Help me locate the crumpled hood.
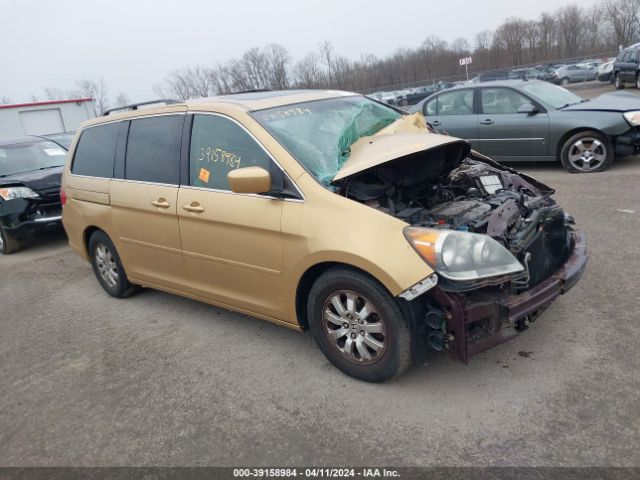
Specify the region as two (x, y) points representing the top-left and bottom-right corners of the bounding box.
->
(333, 113), (470, 182)
(562, 92), (640, 112)
(0, 166), (63, 194)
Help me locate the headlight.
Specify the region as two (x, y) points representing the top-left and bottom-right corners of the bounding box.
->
(623, 111), (640, 126)
(0, 187), (39, 200)
(404, 227), (524, 281)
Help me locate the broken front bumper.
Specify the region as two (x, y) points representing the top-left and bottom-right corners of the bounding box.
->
(432, 231), (587, 363)
(0, 198), (62, 239)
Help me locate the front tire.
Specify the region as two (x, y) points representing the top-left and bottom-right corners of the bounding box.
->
(636, 73), (640, 89)
(560, 77), (570, 86)
(0, 227), (22, 255)
(307, 267), (413, 382)
(615, 72), (624, 89)
(88, 231), (139, 298)
(560, 130), (614, 173)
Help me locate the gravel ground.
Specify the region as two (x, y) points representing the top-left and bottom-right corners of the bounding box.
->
(1, 128), (639, 467)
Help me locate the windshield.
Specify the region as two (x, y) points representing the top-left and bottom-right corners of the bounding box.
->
(521, 82), (584, 109)
(253, 96), (402, 185)
(43, 133), (74, 149)
(0, 140), (67, 177)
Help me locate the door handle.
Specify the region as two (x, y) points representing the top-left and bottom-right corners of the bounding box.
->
(480, 119), (494, 125)
(431, 120), (441, 126)
(183, 202), (205, 213)
(151, 198), (170, 209)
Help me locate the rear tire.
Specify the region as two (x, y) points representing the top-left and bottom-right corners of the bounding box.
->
(88, 231), (139, 298)
(0, 228), (22, 255)
(615, 72), (624, 89)
(307, 267), (413, 382)
(560, 130), (614, 173)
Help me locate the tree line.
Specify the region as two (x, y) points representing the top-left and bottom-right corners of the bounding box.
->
(155, 0), (640, 99)
(2, 0), (638, 109)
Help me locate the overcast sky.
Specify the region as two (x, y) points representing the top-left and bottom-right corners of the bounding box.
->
(1, 0), (598, 103)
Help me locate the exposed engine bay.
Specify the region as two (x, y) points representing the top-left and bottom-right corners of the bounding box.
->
(335, 142), (573, 290)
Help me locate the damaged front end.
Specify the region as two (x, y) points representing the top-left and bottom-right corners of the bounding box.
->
(333, 133), (587, 363)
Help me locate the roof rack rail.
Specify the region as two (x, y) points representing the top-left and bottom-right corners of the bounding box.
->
(102, 99), (181, 116)
(225, 89), (272, 95)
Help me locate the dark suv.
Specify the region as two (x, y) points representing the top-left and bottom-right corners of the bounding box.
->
(613, 46), (640, 89)
(0, 137), (67, 254)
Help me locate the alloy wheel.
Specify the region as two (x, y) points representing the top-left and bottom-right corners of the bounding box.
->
(322, 290), (387, 365)
(567, 137), (607, 172)
(0, 230), (4, 251)
(95, 243), (119, 288)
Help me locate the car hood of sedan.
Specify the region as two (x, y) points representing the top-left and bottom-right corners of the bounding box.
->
(332, 113), (471, 182)
(0, 166), (63, 192)
(562, 91), (640, 112)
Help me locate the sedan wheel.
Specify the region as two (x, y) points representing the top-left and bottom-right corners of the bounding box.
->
(322, 290), (387, 365)
(564, 135), (611, 172)
(0, 228), (22, 255)
(560, 77), (569, 85)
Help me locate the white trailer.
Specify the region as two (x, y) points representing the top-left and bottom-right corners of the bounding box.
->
(0, 98), (95, 138)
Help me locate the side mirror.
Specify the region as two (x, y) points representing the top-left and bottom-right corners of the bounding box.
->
(227, 166), (271, 194)
(517, 103), (538, 115)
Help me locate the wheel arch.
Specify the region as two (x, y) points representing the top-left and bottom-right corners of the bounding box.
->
(83, 225), (106, 257)
(555, 127), (610, 159)
(294, 261), (398, 331)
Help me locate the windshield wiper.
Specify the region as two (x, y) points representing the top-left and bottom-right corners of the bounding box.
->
(38, 165), (64, 170)
(558, 100), (585, 109)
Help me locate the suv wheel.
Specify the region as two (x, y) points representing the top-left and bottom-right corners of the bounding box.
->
(307, 267), (413, 382)
(615, 72), (624, 89)
(0, 228), (22, 255)
(88, 231), (139, 298)
(636, 73), (640, 89)
(560, 130), (614, 173)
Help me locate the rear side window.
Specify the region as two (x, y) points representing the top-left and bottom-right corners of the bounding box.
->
(72, 123), (119, 178)
(125, 115), (182, 184)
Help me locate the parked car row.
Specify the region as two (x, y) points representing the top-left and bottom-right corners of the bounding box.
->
(368, 82), (455, 107)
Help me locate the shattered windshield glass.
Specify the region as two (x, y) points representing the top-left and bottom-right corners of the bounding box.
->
(253, 96), (402, 185)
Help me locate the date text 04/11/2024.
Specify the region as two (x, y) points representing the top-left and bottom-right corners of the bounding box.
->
(232, 468), (400, 478)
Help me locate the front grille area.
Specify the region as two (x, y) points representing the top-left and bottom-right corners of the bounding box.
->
(521, 209), (571, 288)
(33, 186), (61, 203)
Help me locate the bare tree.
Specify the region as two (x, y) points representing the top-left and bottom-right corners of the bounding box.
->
(556, 5), (584, 57)
(74, 79), (109, 115)
(43, 88), (67, 100)
(605, 0), (640, 48)
(114, 93), (130, 108)
(474, 30), (493, 70)
(319, 39), (335, 87)
(293, 52), (325, 87)
(154, 66), (213, 100)
(537, 12), (558, 59)
(496, 17), (527, 65)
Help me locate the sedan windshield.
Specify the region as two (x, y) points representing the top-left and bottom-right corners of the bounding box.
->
(521, 82), (584, 109)
(253, 96), (402, 185)
(0, 140), (67, 177)
(43, 133), (74, 149)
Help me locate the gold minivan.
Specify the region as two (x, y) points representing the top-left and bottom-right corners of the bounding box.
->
(62, 91), (587, 382)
